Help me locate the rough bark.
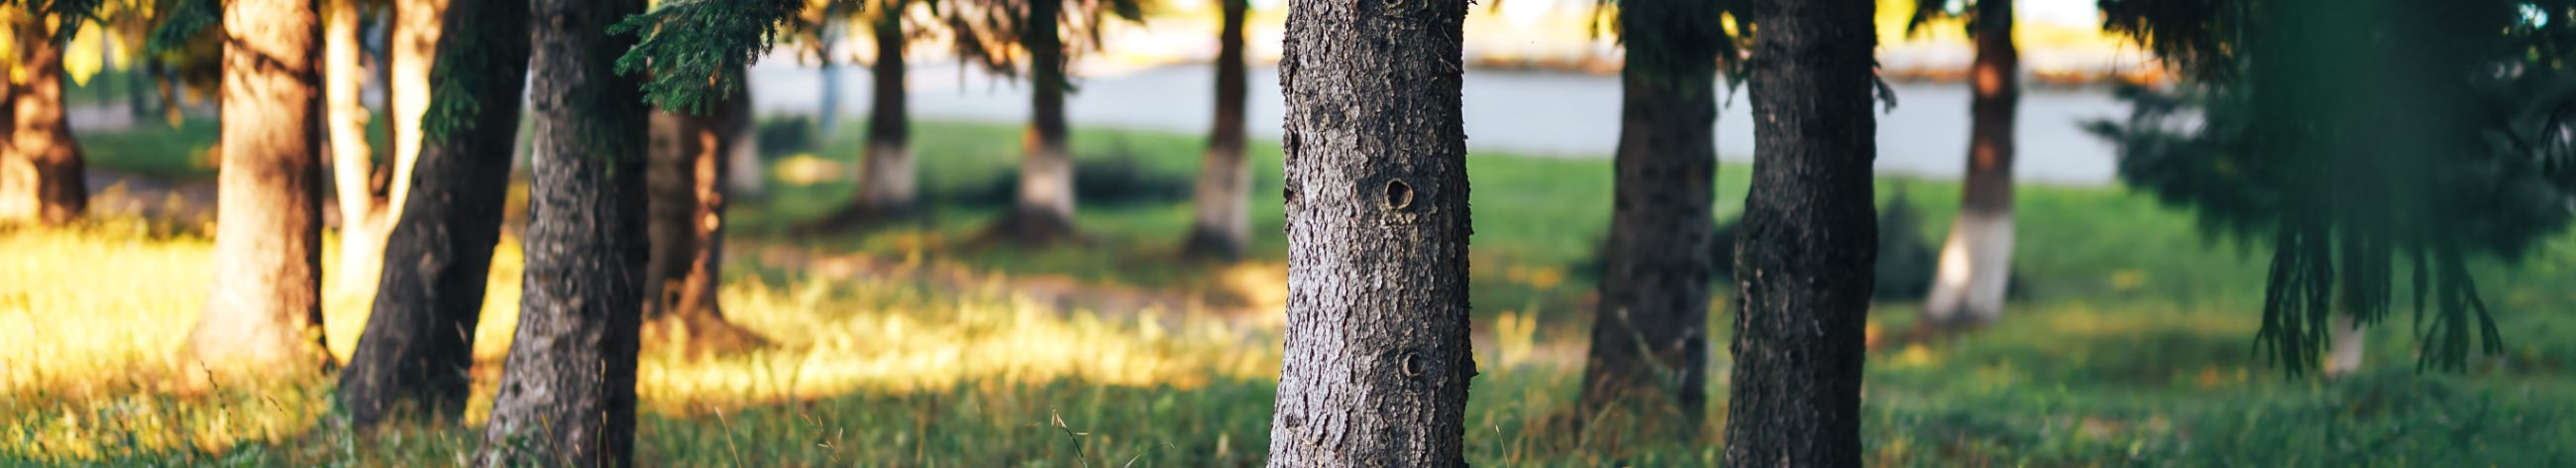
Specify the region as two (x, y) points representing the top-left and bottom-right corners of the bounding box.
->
(1922, 0), (2018, 327)
(185, 0), (332, 374)
(1, 23), (89, 226)
(1573, 0), (1721, 442)
(1266, 0), (1474, 464)
(473, 0), (649, 463)
(1722, 0), (1878, 465)
(336, 0), (530, 429)
(1183, 0), (1252, 260)
(988, 0), (1079, 243)
(324, 0), (398, 299)
(852, 5), (915, 219)
(643, 84), (765, 357)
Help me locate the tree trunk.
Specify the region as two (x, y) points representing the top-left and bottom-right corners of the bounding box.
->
(643, 83), (765, 356)
(1574, 0), (1722, 442)
(1922, 0), (2018, 327)
(185, 0), (331, 375)
(1, 23), (89, 226)
(1182, 0), (1252, 260)
(989, 0), (1078, 243)
(853, 4), (914, 218)
(817, 6), (846, 139)
(1723, 0), (1877, 465)
(722, 88), (764, 200)
(389, 0), (443, 179)
(336, 0), (529, 429)
(325, 0), (395, 299)
(474, 0), (649, 463)
(1266, 0), (1474, 464)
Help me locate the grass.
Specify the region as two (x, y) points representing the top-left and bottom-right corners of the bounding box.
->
(6, 115), (2575, 465)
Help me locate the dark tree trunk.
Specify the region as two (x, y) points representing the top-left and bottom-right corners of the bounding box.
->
(1922, 0), (2018, 327)
(988, 0), (1079, 243)
(1183, 0), (1252, 260)
(473, 0), (649, 464)
(184, 0), (331, 374)
(643, 78), (764, 356)
(2, 24), (89, 226)
(856, 3), (914, 217)
(1722, 0), (1878, 465)
(1266, 0), (1474, 464)
(336, 0), (529, 429)
(1573, 0), (1722, 442)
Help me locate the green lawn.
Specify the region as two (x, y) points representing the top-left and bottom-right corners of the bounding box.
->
(14, 115), (2575, 465)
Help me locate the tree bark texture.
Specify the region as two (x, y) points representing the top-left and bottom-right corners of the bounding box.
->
(1, 22), (89, 226)
(187, 0), (332, 374)
(474, 0), (649, 464)
(1184, 0), (1252, 260)
(1723, 0), (1878, 465)
(855, 4), (914, 217)
(1266, 0), (1474, 464)
(993, 0), (1078, 243)
(1574, 0), (1722, 442)
(337, 0), (530, 429)
(643, 84), (764, 356)
(1922, 0), (2018, 326)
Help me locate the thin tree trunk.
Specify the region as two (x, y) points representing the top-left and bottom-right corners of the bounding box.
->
(853, 3), (914, 218)
(817, 6), (846, 139)
(1267, 0), (1474, 464)
(1574, 0), (1722, 442)
(474, 0), (649, 463)
(185, 0), (331, 374)
(336, 0), (529, 429)
(990, 0), (1079, 243)
(1723, 0), (1878, 465)
(1, 23), (89, 226)
(643, 82), (765, 356)
(389, 0), (443, 181)
(722, 86), (764, 199)
(1923, 0), (2018, 327)
(1183, 0), (1251, 260)
(325, 0), (394, 299)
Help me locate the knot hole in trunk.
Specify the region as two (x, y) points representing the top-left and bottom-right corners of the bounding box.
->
(1382, 178), (1413, 212)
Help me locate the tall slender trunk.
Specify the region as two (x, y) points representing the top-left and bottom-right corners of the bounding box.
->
(991, 0), (1078, 243)
(186, 0), (331, 374)
(854, 3), (914, 218)
(389, 0), (443, 177)
(1723, 0), (1878, 465)
(1574, 0), (1722, 442)
(1183, 0), (1251, 259)
(474, 0), (649, 463)
(336, 0), (530, 428)
(722, 87), (764, 199)
(1267, 0), (1474, 464)
(2, 23), (89, 226)
(643, 81), (765, 356)
(1922, 0), (2018, 327)
(817, 7), (846, 138)
(324, 0), (394, 299)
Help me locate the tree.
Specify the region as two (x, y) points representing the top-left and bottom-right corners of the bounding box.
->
(473, 0), (649, 463)
(853, 0), (914, 219)
(947, 0), (1142, 244)
(2093, 0), (2576, 375)
(1266, 0), (1473, 464)
(1, 0), (93, 226)
(1722, 0), (1877, 464)
(336, 0), (529, 428)
(327, 0), (444, 301)
(642, 75), (766, 354)
(1573, 0), (1737, 443)
(183, 0), (333, 375)
(1179, 0), (1248, 259)
(1913, 0), (2017, 328)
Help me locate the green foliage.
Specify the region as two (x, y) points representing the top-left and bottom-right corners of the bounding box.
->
(141, 0), (213, 55)
(2093, 0), (2576, 373)
(420, 0), (532, 143)
(612, 0), (805, 115)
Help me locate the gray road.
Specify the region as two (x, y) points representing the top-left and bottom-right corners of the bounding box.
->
(749, 61), (2128, 185)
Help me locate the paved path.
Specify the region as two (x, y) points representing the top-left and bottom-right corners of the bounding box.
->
(749, 61), (2130, 184)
